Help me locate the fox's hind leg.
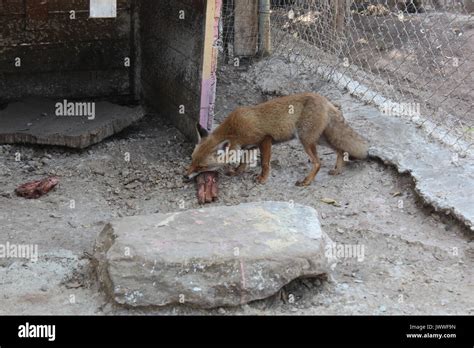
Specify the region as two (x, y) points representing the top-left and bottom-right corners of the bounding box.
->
(256, 136), (272, 184)
(329, 150), (346, 175)
(296, 142), (321, 186)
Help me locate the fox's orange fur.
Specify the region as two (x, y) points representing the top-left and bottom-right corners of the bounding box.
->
(185, 93), (368, 186)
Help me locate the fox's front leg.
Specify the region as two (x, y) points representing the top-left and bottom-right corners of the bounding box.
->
(225, 143), (247, 176)
(296, 142), (321, 186)
(256, 136), (272, 184)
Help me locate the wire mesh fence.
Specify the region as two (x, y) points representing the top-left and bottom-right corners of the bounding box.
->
(221, 0), (474, 155)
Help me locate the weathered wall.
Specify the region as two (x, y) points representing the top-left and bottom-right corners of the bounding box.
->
(139, 0), (206, 141)
(0, 0), (217, 142)
(0, 0), (132, 103)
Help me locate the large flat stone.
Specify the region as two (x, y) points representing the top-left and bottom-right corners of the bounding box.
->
(0, 98), (144, 149)
(93, 201), (334, 308)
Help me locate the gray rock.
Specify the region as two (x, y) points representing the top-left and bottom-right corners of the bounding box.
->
(93, 201), (335, 308)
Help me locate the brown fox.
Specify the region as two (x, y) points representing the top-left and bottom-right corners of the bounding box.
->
(185, 93), (368, 186)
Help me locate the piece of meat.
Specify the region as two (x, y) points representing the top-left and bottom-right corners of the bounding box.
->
(196, 174), (207, 204)
(196, 171), (218, 204)
(209, 172), (218, 199)
(15, 176), (59, 199)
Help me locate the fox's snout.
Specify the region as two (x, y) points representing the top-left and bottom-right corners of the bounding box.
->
(184, 165), (199, 181)
(183, 173), (198, 181)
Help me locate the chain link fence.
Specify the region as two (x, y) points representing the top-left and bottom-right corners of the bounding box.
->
(221, 0), (474, 155)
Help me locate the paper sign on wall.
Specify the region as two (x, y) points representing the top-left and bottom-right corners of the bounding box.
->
(90, 0), (117, 18)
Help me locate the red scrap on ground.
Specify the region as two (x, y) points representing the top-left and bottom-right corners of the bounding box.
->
(15, 176), (59, 199)
(196, 171), (218, 204)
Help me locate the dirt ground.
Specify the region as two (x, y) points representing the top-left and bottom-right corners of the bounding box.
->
(0, 62), (473, 315)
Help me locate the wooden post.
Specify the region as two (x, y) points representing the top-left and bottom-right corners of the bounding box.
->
(234, 0), (259, 57)
(258, 0), (272, 56)
(200, 0), (223, 131)
(465, 0), (474, 13)
(333, 0), (346, 35)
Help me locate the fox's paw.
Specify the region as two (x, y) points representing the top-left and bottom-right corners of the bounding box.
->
(295, 179), (311, 187)
(328, 169), (342, 176)
(255, 174), (268, 184)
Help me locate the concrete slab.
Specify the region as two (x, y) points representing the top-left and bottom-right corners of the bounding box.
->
(93, 201), (335, 308)
(340, 95), (474, 231)
(244, 37), (473, 232)
(0, 98), (144, 149)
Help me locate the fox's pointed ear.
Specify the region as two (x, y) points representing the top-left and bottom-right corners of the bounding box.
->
(195, 122), (209, 143)
(216, 140), (230, 151)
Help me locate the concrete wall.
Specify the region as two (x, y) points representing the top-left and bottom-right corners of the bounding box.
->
(0, 0), (133, 103)
(139, 0), (207, 141)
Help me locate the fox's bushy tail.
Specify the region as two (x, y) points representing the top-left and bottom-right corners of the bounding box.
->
(323, 108), (369, 159)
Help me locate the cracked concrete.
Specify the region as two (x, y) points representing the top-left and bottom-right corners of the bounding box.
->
(242, 54), (473, 232)
(340, 94), (474, 231)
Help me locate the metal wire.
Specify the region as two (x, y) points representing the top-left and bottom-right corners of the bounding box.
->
(221, 0), (474, 154)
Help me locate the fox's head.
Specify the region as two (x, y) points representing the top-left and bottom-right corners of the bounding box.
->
(184, 123), (230, 181)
